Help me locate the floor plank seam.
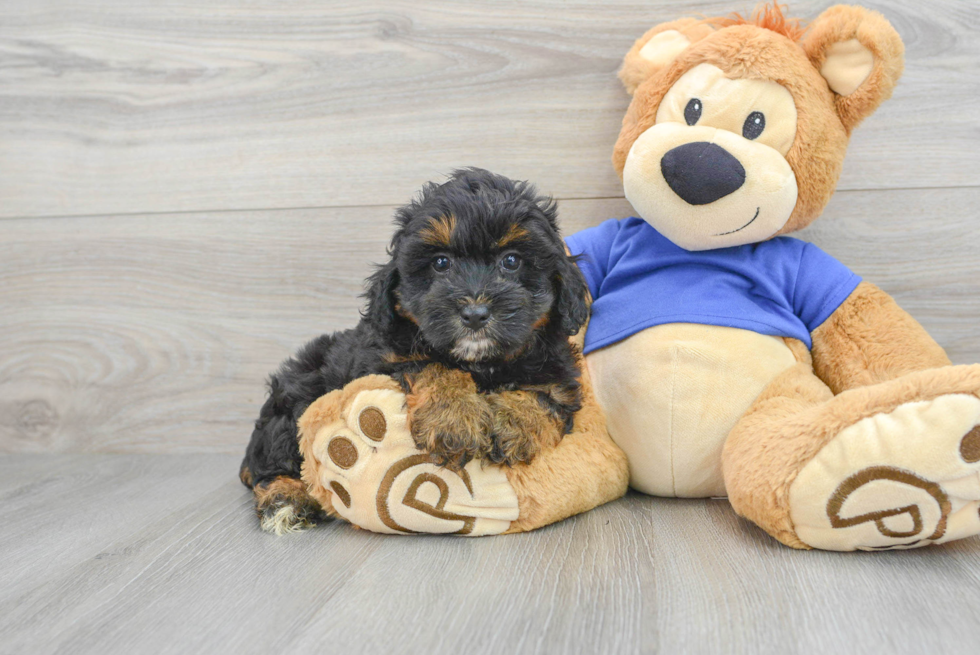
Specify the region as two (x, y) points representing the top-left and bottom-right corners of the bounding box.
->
(2, 184), (978, 223)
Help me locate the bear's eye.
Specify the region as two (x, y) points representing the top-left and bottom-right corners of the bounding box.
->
(500, 253), (522, 272)
(743, 111), (765, 140)
(431, 255), (452, 273)
(684, 98), (702, 126)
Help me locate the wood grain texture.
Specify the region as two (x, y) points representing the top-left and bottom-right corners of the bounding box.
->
(2, 189), (978, 454)
(0, 454), (978, 654)
(0, 453), (233, 599)
(1, 0), (978, 218)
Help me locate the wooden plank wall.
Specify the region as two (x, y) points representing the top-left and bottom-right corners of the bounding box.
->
(1, 0), (978, 453)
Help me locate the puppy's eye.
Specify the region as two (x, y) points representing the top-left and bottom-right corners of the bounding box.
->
(500, 253), (522, 272)
(431, 255), (452, 273)
(743, 111), (765, 140)
(684, 98), (702, 126)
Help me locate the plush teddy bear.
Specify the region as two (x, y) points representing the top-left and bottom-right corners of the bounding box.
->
(564, 3), (980, 550)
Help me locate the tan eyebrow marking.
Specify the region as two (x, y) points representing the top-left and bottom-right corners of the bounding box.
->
(497, 223), (529, 247)
(418, 215), (457, 247)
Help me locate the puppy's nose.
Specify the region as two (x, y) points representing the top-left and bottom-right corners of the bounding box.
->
(459, 304), (491, 330)
(661, 142), (745, 205)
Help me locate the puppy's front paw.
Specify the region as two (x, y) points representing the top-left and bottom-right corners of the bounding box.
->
(489, 418), (538, 466)
(406, 365), (494, 468)
(410, 392), (494, 468)
(488, 391), (564, 466)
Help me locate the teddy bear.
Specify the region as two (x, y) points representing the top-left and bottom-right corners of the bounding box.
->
(563, 2), (980, 551)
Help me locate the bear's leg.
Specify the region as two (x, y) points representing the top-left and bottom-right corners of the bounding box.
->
(502, 360), (630, 533)
(297, 366), (629, 535)
(810, 282), (952, 393)
(723, 352), (980, 551)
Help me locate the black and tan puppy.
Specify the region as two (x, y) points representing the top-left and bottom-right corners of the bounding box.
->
(240, 168), (590, 533)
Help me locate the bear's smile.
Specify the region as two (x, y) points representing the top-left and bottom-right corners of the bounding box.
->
(714, 207), (761, 236)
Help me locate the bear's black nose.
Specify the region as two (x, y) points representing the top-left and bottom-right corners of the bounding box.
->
(660, 142), (746, 205)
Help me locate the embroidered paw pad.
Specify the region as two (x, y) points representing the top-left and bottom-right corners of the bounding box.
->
(306, 386), (520, 536)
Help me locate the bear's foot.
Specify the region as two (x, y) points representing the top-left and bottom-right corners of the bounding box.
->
(301, 384), (520, 536)
(790, 393), (980, 551)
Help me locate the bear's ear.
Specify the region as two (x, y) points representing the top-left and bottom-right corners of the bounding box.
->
(802, 5), (904, 133)
(618, 18), (715, 95)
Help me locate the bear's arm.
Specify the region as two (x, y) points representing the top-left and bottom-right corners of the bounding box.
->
(809, 281), (951, 394)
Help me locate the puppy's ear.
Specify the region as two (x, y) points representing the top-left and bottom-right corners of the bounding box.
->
(554, 254), (590, 336)
(362, 260), (400, 334)
(534, 196), (589, 335)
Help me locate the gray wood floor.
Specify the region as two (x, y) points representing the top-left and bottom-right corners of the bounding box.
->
(2, 454), (980, 655)
(2, 0), (979, 653)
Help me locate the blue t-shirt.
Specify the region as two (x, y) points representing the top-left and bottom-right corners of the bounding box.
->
(565, 217), (861, 354)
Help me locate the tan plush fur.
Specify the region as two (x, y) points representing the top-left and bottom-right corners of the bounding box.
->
(618, 18), (716, 96)
(503, 330), (630, 533)
(298, 374), (404, 515)
(811, 282), (951, 394)
(802, 5), (904, 134)
(707, 3), (807, 41)
(724, 355), (980, 549)
(723, 282), (963, 548)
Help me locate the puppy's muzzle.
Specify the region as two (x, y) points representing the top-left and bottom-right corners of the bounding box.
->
(459, 303), (491, 330)
(661, 141), (746, 205)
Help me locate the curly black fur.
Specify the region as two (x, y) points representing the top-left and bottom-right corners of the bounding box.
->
(240, 168), (590, 516)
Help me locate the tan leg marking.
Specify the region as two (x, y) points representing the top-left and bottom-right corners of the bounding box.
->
(406, 364), (494, 467)
(254, 476), (326, 535)
(487, 390), (565, 465)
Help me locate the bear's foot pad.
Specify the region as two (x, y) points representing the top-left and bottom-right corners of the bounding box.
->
(306, 387), (520, 535)
(790, 394), (980, 551)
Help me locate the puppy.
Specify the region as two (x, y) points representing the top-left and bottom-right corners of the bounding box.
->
(240, 168), (590, 533)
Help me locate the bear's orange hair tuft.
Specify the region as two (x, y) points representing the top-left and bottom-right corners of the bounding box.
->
(708, 3), (807, 42)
